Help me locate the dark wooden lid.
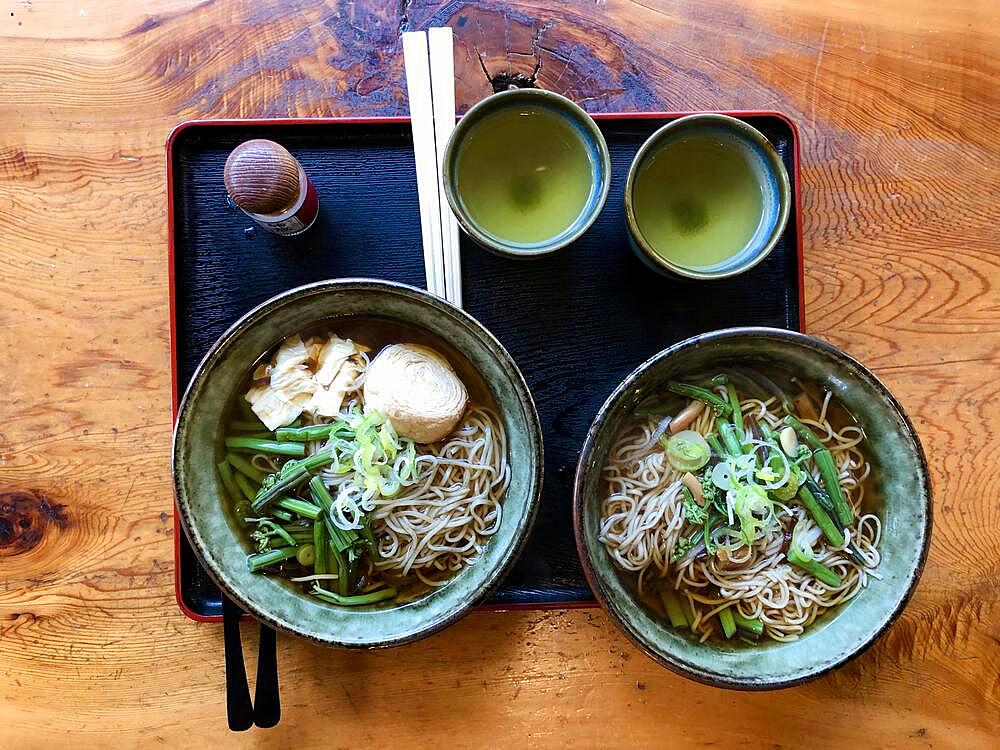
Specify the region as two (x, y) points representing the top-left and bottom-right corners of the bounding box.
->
(223, 139), (302, 215)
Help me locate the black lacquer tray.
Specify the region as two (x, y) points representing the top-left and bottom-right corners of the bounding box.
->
(168, 112), (803, 620)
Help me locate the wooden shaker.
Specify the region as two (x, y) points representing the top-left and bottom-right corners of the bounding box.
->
(224, 139), (319, 236)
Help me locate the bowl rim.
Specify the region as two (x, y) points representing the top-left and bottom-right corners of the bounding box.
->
(172, 278), (544, 648)
(572, 326), (933, 688)
(623, 113), (792, 281)
(441, 87), (612, 258)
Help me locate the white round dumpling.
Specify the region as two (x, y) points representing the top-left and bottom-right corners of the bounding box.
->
(362, 343), (469, 443)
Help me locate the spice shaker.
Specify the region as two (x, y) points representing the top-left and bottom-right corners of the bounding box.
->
(223, 139), (319, 236)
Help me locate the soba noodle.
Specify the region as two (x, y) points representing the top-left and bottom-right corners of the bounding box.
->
(599, 385), (881, 643)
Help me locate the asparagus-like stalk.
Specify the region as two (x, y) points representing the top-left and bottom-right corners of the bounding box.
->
(718, 607), (737, 639)
(667, 382), (732, 417)
(659, 589), (688, 629)
(275, 423), (348, 442)
(797, 485), (845, 547)
(732, 611), (764, 639)
(233, 472), (257, 503)
(784, 415), (853, 526)
(274, 497), (322, 520)
(217, 461), (241, 502)
(226, 452), (267, 483)
(705, 434), (725, 457)
(726, 383), (745, 441)
(312, 520), (327, 577)
(786, 547), (842, 587)
(310, 584), (397, 606)
(247, 547), (297, 572)
(224, 437), (306, 456)
(716, 419), (744, 457)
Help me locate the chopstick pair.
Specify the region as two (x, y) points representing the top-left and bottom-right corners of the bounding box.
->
(402, 27), (463, 308)
(223, 597), (280, 731)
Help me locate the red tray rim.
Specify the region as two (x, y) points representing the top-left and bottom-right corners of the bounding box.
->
(167, 110), (805, 623)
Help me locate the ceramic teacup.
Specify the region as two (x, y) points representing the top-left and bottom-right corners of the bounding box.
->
(442, 88), (611, 258)
(624, 114), (791, 280)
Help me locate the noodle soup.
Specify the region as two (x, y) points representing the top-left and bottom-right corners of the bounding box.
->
(598, 366), (881, 644)
(217, 317), (511, 608)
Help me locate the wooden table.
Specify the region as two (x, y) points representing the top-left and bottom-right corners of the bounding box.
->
(2, 0), (997, 746)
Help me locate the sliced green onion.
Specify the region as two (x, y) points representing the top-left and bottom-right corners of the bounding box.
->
(662, 430), (711, 472)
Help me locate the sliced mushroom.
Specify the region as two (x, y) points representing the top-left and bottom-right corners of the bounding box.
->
(669, 399), (705, 433)
(362, 344), (468, 443)
(681, 472), (704, 506)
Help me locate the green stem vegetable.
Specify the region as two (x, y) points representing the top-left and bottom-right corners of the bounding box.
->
(659, 589), (688, 629)
(310, 585), (397, 606)
(717, 419), (744, 457)
(275, 497), (322, 520)
(802, 475), (838, 524)
(797, 485), (845, 546)
(251, 453), (334, 513)
(667, 382), (733, 417)
(706, 434), (725, 456)
(732, 611), (764, 639)
(784, 415), (853, 526)
(296, 544), (316, 566)
(275, 423), (350, 442)
(233, 472), (257, 503)
(226, 453), (267, 484)
(224, 437), (306, 456)
(718, 607), (737, 639)
(247, 547), (297, 572)
(313, 520), (327, 577)
(217, 461), (241, 503)
(726, 383), (745, 440)
(786, 547), (842, 587)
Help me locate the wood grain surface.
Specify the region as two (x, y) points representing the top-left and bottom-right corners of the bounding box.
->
(1, 0), (997, 747)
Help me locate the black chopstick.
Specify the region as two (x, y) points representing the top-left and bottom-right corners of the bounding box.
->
(222, 596), (253, 732)
(252, 623), (281, 728)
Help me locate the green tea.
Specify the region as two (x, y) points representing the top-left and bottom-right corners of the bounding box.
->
(632, 135), (764, 269)
(455, 106), (593, 244)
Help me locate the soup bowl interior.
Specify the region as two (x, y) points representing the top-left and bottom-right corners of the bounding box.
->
(574, 327), (931, 688)
(173, 279), (542, 648)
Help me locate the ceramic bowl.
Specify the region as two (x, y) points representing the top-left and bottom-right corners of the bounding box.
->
(173, 279), (543, 648)
(442, 87), (611, 258)
(573, 327), (932, 688)
(624, 113), (791, 280)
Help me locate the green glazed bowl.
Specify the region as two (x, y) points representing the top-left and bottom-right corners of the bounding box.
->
(573, 327), (932, 688)
(624, 113), (791, 281)
(442, 88), (611, 258)
(173, 279), (543, 648)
